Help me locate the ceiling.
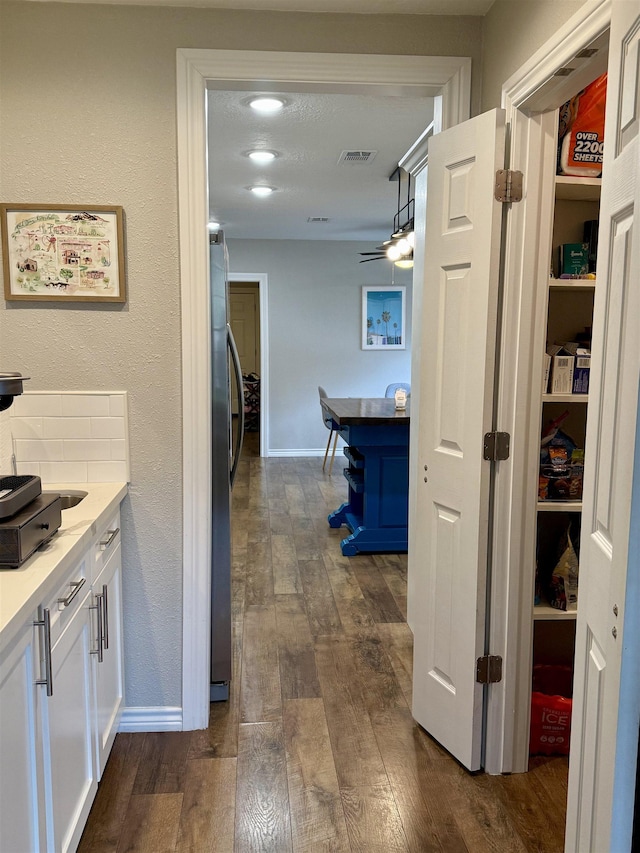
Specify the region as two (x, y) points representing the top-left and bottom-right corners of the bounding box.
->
(207, 89), (434, 243)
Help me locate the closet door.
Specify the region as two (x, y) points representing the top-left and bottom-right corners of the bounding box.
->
(411, 108), (505, 771)
(565, 2), (640, 850)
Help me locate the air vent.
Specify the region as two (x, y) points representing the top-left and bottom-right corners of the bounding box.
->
(576, 48), (599, 58)
(307, 217), (330, 223)
(554, 67), (575, 77)
(337, 150), (377, 165)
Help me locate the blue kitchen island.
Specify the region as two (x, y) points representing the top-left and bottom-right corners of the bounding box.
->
(324, 397), (410, 556)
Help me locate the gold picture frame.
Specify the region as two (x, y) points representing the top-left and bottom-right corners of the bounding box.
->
(1, 204), (126, 302)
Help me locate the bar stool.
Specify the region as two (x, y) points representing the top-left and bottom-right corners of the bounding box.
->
(318, 386), (338, 475)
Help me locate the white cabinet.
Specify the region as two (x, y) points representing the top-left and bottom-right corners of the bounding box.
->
(38, 574), (97, 853)
(90, 520), (124, 777)
(0, 502), (125, 853)
(0, 621), (46, 853)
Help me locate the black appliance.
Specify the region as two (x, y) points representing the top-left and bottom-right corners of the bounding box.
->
(0, 475), (62, 568)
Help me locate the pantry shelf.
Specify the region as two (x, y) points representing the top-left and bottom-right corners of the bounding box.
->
(533, 603), (578, 621)
(537, 500), (583, 512)
(542, 393), (589, 403)
(554, 175), (602, 201)
(549, 278), (596, 291)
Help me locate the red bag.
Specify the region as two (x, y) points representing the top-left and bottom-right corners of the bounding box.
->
(530, 691), (572, 755)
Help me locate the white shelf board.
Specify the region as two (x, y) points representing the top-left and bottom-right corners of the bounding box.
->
(537, 500), (582, 512)
(542, 393), (589, 403)
(555, 175), (602, 201)
(533, 603), (578, 621)
(549, 278), (596, 291)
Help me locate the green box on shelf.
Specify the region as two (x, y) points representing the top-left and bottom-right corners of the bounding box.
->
(560, 243), (590, 276)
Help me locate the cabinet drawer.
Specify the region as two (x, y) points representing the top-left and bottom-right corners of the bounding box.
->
(42, 558), (89, 649)
(91, 510), (121, 583)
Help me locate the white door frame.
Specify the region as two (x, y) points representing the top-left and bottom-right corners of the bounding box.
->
(176, 48), (472, 729)
(485, 0), (611, 774)
(229, 272), (269, 457)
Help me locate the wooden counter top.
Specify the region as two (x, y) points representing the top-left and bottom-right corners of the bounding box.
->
(322, 397), (410, 427)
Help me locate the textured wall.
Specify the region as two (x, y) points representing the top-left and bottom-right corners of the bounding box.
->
(480, 0), (590, 110)
(0, 1), (483, 711)
(228, 238), (412, 452)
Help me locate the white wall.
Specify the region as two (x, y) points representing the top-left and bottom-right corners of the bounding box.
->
(0, 1), (475, 712)
(480, 0), (590, 110)
(228, 238), (412, 454)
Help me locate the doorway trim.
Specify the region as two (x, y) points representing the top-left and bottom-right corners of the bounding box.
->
(229, 272), (269, 457)
(177, 47), (472, 730)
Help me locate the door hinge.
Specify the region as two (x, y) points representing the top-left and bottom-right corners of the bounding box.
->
(483, 431), (510, 461)
(495, 170), (523, 203)
(476, 655), (503, 684)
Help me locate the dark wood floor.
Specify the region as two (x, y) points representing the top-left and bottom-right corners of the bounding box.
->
(78, 432), (568, 852)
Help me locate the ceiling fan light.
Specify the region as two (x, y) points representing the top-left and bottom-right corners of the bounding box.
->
(407, 231), (415, 248)
(387, 244), (402, 261)
(249, 97), (285, 114)
(208, 220), (221, 231)
(396, 237), (411, 255)
(395, 259), (414, 269)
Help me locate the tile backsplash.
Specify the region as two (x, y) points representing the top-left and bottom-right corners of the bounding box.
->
(8, 392), (130, 484)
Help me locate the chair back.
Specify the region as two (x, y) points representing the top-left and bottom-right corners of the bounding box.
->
(385, 382), (411, 398)
(318, 386), (333, 430)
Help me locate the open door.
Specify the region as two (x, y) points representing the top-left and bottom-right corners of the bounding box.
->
(565, 2), (640, 849)
(411, 108), (506, 771)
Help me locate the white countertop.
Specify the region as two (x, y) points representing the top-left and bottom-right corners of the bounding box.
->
(0, 482), (128, 654)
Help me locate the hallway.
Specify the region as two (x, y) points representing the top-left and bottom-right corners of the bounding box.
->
(78, 439), (568, 851)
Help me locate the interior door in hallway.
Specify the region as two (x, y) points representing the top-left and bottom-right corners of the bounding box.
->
(411, 108), (506, 772)
(229, 283), (260, 415)
(565, 2), (640, 849)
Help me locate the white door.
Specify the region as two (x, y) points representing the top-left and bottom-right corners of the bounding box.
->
(0, 621), (46, 852)
(229, 285), (259, 414)
(93, 541), (124, 777)
(411, 108), (506, 771)
(565, 3), (640, 850)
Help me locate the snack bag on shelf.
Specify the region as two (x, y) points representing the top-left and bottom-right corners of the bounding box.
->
(557, 73), (607, 177)
(548, 529), (579, 611)
(570, 449), (584, 499)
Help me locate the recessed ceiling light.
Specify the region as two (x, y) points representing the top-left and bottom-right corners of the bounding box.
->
(208, 221), (221, 231)
(247, 150), (278, 163)
(248, 97), (285, 114)
(249, 186), (276, 197)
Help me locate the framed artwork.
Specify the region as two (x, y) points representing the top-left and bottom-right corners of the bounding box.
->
(362, 285), (406, 350)
(1, 204), (126, 302)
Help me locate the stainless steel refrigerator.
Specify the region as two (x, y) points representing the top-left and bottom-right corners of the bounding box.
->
(210, 231), (243, 701)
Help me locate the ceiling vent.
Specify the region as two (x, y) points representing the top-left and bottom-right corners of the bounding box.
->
(307, 217), (330, 223)
(337, 150), (377, 165)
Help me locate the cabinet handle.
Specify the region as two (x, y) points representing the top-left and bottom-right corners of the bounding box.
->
(34, 608), (53, 697)
(102, 583), (109, 651)
(90, 593), (104, 663)
(58, 577), (86, 608)
(100, 528), (120, 551)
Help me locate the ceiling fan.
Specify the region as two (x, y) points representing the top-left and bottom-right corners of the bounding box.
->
(360, 167), (415, 266)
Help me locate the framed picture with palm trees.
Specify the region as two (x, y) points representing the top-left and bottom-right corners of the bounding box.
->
(361, 285), (406, 350)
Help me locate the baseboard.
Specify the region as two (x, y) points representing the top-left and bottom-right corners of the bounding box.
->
(268, 447), (344, 458)
(119, 706), (183, 732)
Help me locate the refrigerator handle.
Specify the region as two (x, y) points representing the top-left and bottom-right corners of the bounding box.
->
(227, 323), (244, 488)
